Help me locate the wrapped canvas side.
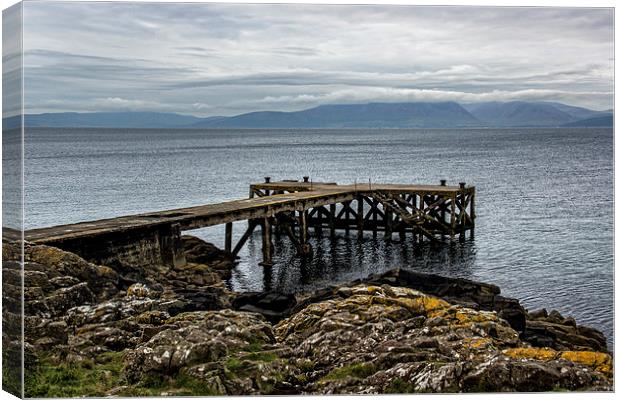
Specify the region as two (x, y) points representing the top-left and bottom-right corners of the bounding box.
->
(2, 2), (24, 398)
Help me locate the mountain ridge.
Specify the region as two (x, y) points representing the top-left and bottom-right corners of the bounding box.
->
(3, 101), (612, 129)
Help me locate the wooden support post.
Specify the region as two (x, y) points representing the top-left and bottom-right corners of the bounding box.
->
(345, 201), (351, 234)
(440, 195), (447, 225)
(225, 222), (233, 253)
(450, 195), (456, 239)
(260, 217), (273, 266)
(373, 198), (378, 239)
(384, 208), (393, 240)
(300, 210), (308, 245)
(411, 194), (417, 244)
(329, 204), (336, 238)
(357, 195), (364, 239)
(470, 191), (475, 237)
(316, 207), (323, 235)
(232, 219), (258, 256)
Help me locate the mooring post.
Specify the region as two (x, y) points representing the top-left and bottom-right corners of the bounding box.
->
(329, 203), (336, 238)
(225, 222), (233, 253)
(357, 195), (364, 239)
(262, 177), (271, 197)
(260, 217), (273, 266)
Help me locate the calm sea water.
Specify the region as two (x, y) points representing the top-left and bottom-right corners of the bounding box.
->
(22, 127), (613, 344)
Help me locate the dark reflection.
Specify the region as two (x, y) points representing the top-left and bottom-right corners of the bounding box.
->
(230, 232), (477, 294)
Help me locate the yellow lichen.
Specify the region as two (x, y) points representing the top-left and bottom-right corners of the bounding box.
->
(366, 286), (381, 294)
(559, 351), (613, 375)
(462, 337), (494, 350)
(390, 296), (449, 315)
(503, 347), (557, 361)
(454, 309), (496, 325)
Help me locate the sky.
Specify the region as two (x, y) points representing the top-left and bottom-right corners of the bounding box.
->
(6, 2), (615, 117)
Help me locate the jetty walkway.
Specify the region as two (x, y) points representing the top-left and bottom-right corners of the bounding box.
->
(8, 178), (475, 269)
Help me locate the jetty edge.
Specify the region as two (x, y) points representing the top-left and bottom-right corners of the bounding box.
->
(2, 235), (612, 396)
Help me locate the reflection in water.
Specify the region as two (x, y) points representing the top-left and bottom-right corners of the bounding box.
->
(228, 231), (477, 294)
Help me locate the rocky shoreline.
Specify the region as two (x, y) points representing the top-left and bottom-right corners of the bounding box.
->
(2, 236), (613, 396)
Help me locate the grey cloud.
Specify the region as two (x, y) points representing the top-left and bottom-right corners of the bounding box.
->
(18, 2), (614, 116)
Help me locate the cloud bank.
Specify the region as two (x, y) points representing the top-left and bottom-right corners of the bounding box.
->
(16, 2), (614, 116)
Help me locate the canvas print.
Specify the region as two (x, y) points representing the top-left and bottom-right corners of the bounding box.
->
(1, 1), (614, 397)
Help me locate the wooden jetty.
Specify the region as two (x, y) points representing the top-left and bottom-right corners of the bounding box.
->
(8, 178), (475, 269)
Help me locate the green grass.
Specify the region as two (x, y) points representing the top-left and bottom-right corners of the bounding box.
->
(24, 351), (224, 397)
(243, 340), (264, 353)
(321, 362), (378, 382)
(225, 357), (244, 373)
(3, 362), (22, 397)
(115, 373), (221, 397)
(24, 352), (124, 397)
(385, 377), (418, 394)
(244, 351), (278, 362)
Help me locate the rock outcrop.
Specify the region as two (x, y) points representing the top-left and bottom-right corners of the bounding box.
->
(274, 284), (611, 393)
(2, 239), (612, 396)
(182, 235), (236, 280)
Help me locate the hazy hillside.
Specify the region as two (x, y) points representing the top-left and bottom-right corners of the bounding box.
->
(12, 112), (203, 129)
(562, 115), (613, 127)
(464, 101), (572, 126)
(4, 101), (612, 129)
(192, 102), (481, 128)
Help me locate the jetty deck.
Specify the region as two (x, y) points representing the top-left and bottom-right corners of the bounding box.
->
(9, 179), (475, 269)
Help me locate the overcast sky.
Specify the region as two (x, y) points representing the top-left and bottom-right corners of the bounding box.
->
(13, 2), (615, 116)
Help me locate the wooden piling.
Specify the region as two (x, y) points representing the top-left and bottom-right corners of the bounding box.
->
(260, 217), (273, 266)
(450, 195), (456, 238)
(329, 204), (336, 238)
(373, 198), (378, 239)
(345, 201), (351, 234)
(316, 206), (323, 235)
(357, 195), (364, 239)
(300, 210), (308, 245)
(384, 208), (393, 240)
(233, 219), (258, 256)
(225, 222), (233, 253)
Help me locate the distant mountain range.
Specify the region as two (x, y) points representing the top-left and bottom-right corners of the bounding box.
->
(3, 101), (613, 129)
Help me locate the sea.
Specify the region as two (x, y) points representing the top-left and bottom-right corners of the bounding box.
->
(17, 127), (614, 346)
